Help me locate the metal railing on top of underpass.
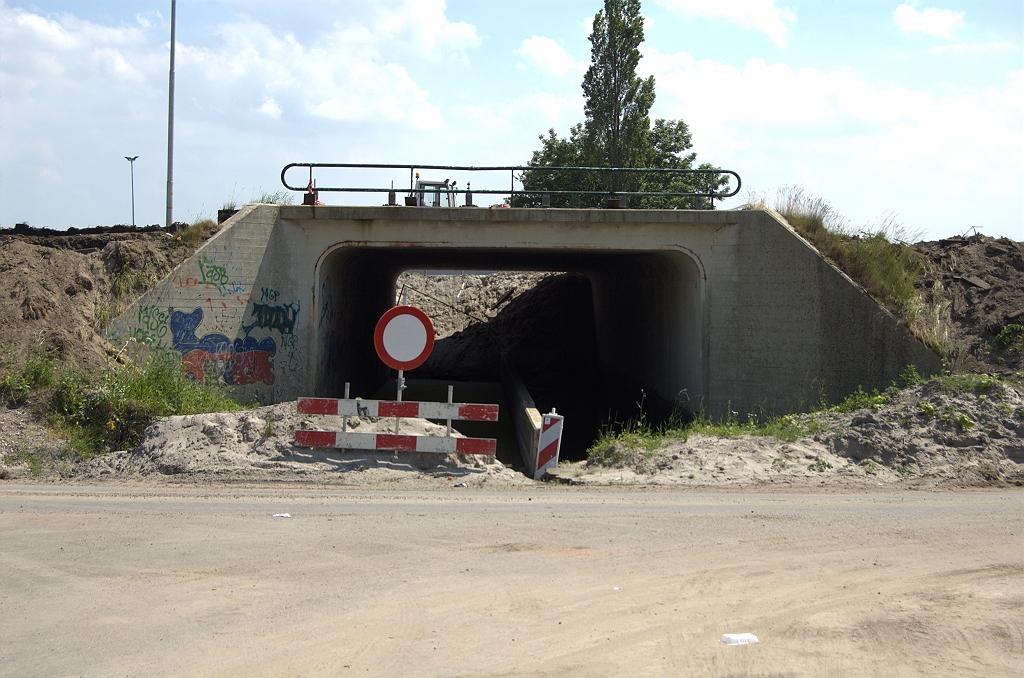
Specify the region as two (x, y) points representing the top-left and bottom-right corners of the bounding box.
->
(280, 163), (741, 207)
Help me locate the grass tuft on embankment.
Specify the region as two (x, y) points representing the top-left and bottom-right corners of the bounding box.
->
(2, 350), (241, 459)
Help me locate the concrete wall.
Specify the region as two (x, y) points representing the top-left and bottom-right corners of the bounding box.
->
(109, 205), (305, 404)
(110, 205), (942, 415)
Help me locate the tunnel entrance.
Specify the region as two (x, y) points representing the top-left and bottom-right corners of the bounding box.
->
(314, 246), (704, 461)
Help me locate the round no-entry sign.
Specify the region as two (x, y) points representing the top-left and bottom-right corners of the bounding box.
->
(373, 305), (435, 371)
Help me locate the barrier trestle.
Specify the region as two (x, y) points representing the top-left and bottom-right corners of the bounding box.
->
(294, 393), (498, 455)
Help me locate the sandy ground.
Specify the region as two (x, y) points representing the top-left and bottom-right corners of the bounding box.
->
(1, 484), (1021, 678)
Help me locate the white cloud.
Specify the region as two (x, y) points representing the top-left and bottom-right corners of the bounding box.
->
(259, 97), (282, 119)
(893, 3), (964, 39)
(658, 0), (795, 48)
(0, 1), (475, 227)
(929, 41), (1016, 55)
(517, 36), (587, 76)
(642, 47), (1022, 235)
(176, 17), (444, 129)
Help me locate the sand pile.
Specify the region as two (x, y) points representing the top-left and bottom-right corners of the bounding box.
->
(562, 379), (1024, 488)
(73, 400), (522, 485)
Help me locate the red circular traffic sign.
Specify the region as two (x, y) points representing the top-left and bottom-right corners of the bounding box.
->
(373, 305), (435, 371)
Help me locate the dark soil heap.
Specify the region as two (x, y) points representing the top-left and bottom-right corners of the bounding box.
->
(913, 234), (1024, 376)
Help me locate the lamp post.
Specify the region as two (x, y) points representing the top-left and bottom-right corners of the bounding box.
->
(165, 0), (176, 229)
(125, 156), (139, 227)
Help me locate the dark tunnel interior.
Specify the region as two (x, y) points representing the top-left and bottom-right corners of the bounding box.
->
(315, 246), (704, 460)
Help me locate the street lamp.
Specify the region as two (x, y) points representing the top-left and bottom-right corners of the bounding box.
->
(125, 156), (139, 227)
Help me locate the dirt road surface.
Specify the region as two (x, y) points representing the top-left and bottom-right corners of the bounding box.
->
(2, 485), (1022, 677)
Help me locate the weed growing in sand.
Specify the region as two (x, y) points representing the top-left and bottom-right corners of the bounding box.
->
(995, 324), (1023, 353)
(686, 406), (804, 442)
(261, 414), (275, 439)
(250, 190), (295, 205)
(899, 364), (923, 388)
(896, 465), (915, 478)
(953, 412), (975, 432)
(175, 218), (219, 249)
(977, 461), (1000, 482)
(831, 386), (888, 413)
(17, 451), (43, 476)
(919, 402), (936, 418)
(808, 457), (833, 473)
(934, 373), (998, 394)
(0, 351), (57, 406)
(586, 392), (691, 464)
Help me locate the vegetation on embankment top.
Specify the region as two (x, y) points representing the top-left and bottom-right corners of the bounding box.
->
(1, 350), (242, 461)
(743, 186), (949, 355)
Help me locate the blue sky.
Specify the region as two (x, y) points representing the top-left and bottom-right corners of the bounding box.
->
(1, 0), (1021, 240)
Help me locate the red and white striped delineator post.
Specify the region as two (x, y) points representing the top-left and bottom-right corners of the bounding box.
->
(534, 411), (564, 479)
(294, 396), (498, 455)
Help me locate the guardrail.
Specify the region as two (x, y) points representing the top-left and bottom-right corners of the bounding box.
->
(280, 162), (741, 205)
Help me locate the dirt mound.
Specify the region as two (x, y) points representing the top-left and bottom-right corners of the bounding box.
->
(913, 234), (1024, 375)
(560, 378), (1024, 488)
(0, 228), (205, 370)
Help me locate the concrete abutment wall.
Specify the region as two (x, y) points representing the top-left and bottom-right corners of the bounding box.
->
(110, 205), (942, 419)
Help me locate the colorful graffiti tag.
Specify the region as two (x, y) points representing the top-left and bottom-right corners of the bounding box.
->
(170, 308), (276, 385)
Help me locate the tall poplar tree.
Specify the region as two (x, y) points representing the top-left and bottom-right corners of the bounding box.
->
(582, 0), (655, 170)
(515, 0), (726, 208)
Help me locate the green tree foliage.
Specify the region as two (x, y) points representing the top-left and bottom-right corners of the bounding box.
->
(515, 0), (727, 208)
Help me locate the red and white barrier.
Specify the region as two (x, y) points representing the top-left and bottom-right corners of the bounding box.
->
(534, 412), (563, 479)
(298, 397), (498, 422)
(295, 429), (496, 455)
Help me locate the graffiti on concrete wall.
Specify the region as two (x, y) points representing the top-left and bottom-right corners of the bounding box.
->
(317, 276), (342, 395)
(126, 304), (171, 348)
(197, 255), (229, 287)
(242, 300), (300, 336)
(170, 308), (276, 385)
(117, 244), (306, 397)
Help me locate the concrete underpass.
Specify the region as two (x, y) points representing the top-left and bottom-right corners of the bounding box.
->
(110, 204), (941, 464)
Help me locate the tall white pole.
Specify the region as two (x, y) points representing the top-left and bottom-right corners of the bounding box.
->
(125, 156), (138, 227)
(165, 0), (176, 229)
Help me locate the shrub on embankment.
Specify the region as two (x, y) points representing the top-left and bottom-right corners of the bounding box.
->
(1, 350), (241, 459)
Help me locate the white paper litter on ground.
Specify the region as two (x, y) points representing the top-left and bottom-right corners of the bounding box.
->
(720, 633), (758, 645)
(273, 513), (291, 518)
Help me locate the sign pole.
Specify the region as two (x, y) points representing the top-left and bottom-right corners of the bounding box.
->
(395, 369), (404, 434)
(342, 382), (350, 433)
(446, 385), (453, 437)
